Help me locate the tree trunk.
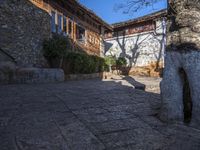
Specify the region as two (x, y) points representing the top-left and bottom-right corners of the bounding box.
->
(159, 0), (200, 125)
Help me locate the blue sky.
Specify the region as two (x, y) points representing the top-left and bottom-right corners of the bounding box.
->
(79, 0), (167, 24)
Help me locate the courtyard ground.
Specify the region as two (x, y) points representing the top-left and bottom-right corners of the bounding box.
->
(0, 76), (200, 150)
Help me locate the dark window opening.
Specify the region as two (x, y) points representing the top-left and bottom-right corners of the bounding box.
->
(63, 17), (67, 35)
(68, 20), (72, 37)
(51, 11), (56, 33)
(76, 25), (85, 43)
(57, 14), (62, 34)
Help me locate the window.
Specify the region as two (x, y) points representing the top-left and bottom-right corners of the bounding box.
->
(76, 25), (85, 43)
(51, 11), (56, 33)
(57, 14), (62, 34)
(63, 17), (67, 35)
(138, 26), (144, 31)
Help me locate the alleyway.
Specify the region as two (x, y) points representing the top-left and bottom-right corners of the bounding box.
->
(0, 76), (200, 150)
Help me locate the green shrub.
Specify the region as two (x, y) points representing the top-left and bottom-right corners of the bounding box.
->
(65, 52), (105, 74)
(98, 57), (105, 72)
(104, 56), (116, 72)
(43, 34), (71, 58)
(116, 57), (127, 67)
(43, 34), (106, 74)
(104, 56), (116, 66)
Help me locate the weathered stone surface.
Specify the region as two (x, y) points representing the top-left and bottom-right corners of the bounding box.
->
(66, 73), (103, 81)
(0, 61), (16, 84)
(167, 0), (200, 50)
(160, 50), (200, 126)
(0, 0), (51, 67)
(0, 65), (65, 84)
(0, 49), (15, 63)
(0, 78), (200, 149)
(15, 68), (65, 84)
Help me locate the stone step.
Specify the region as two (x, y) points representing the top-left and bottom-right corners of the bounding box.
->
(15, 68), (65, 84)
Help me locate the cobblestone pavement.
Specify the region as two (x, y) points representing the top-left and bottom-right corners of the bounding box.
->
(0, 77), (200, 150)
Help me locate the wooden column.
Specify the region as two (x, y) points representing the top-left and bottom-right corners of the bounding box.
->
(85, 30), (88, 46)
(66, 17), (69, 35)
(73, 22), (76, 41)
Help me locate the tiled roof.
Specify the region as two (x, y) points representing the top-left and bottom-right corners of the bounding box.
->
(111, 9), (167, 28)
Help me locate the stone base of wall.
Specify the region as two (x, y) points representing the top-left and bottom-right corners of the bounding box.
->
(66, 73), (104, 80)
(0, 61), (65, 84)
(129, 62), (164, 77)
(15, 68), (64, 84)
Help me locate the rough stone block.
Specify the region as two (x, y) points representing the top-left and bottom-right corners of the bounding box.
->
(15, 68), (64, 84)
(159, 51), (200, 126)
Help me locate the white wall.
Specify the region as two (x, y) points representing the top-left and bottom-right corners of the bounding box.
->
(104, 18), (166, 67)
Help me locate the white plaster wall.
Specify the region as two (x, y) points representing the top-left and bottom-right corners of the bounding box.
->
(105, 18), (166, 67)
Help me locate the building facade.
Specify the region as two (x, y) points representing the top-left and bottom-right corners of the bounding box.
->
(104, 10), (167, 76)
(30, 0), (112, 56)
(0, 0), (167, 76)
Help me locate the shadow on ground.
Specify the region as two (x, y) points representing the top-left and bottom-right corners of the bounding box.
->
(0, 77), (200, 150)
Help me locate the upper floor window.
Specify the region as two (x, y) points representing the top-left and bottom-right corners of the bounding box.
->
(63, 17), (67, 35)
(76, 25), (85, 43)
(68, 20), (73, 36)
(57, 14), (62, 34)
(51, 11), (56, 33)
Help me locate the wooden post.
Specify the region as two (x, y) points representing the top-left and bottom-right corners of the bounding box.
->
(85, 30), (87, 46)
(66, 17), (69, 35)
(73, 22), (76, 41)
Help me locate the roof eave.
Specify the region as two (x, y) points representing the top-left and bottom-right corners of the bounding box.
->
(111, 9), (167, 29)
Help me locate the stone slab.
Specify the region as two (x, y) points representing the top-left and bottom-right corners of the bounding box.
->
(0, 77), (200, 149)
(15, 68), (65, 84)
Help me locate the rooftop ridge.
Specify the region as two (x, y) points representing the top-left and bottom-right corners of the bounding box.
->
(111, 9), (167, 28)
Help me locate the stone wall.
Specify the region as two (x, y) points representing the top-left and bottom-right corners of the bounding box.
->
(0, 0), (51, 67)
(105, 18), (166, 76)
(0, 49), (15, 63)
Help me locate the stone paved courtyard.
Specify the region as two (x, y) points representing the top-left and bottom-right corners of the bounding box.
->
(0, 76), (200, 150)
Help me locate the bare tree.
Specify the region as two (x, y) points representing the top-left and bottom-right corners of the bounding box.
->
(114, 0), (163, 14)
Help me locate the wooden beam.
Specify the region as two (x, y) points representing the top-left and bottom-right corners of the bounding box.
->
(66, 17), (69, 34)
(73, 22), (76, 41)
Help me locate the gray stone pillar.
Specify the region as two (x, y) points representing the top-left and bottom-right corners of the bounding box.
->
(159, 51), (184, 123)
(159, 50), (200, 125)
